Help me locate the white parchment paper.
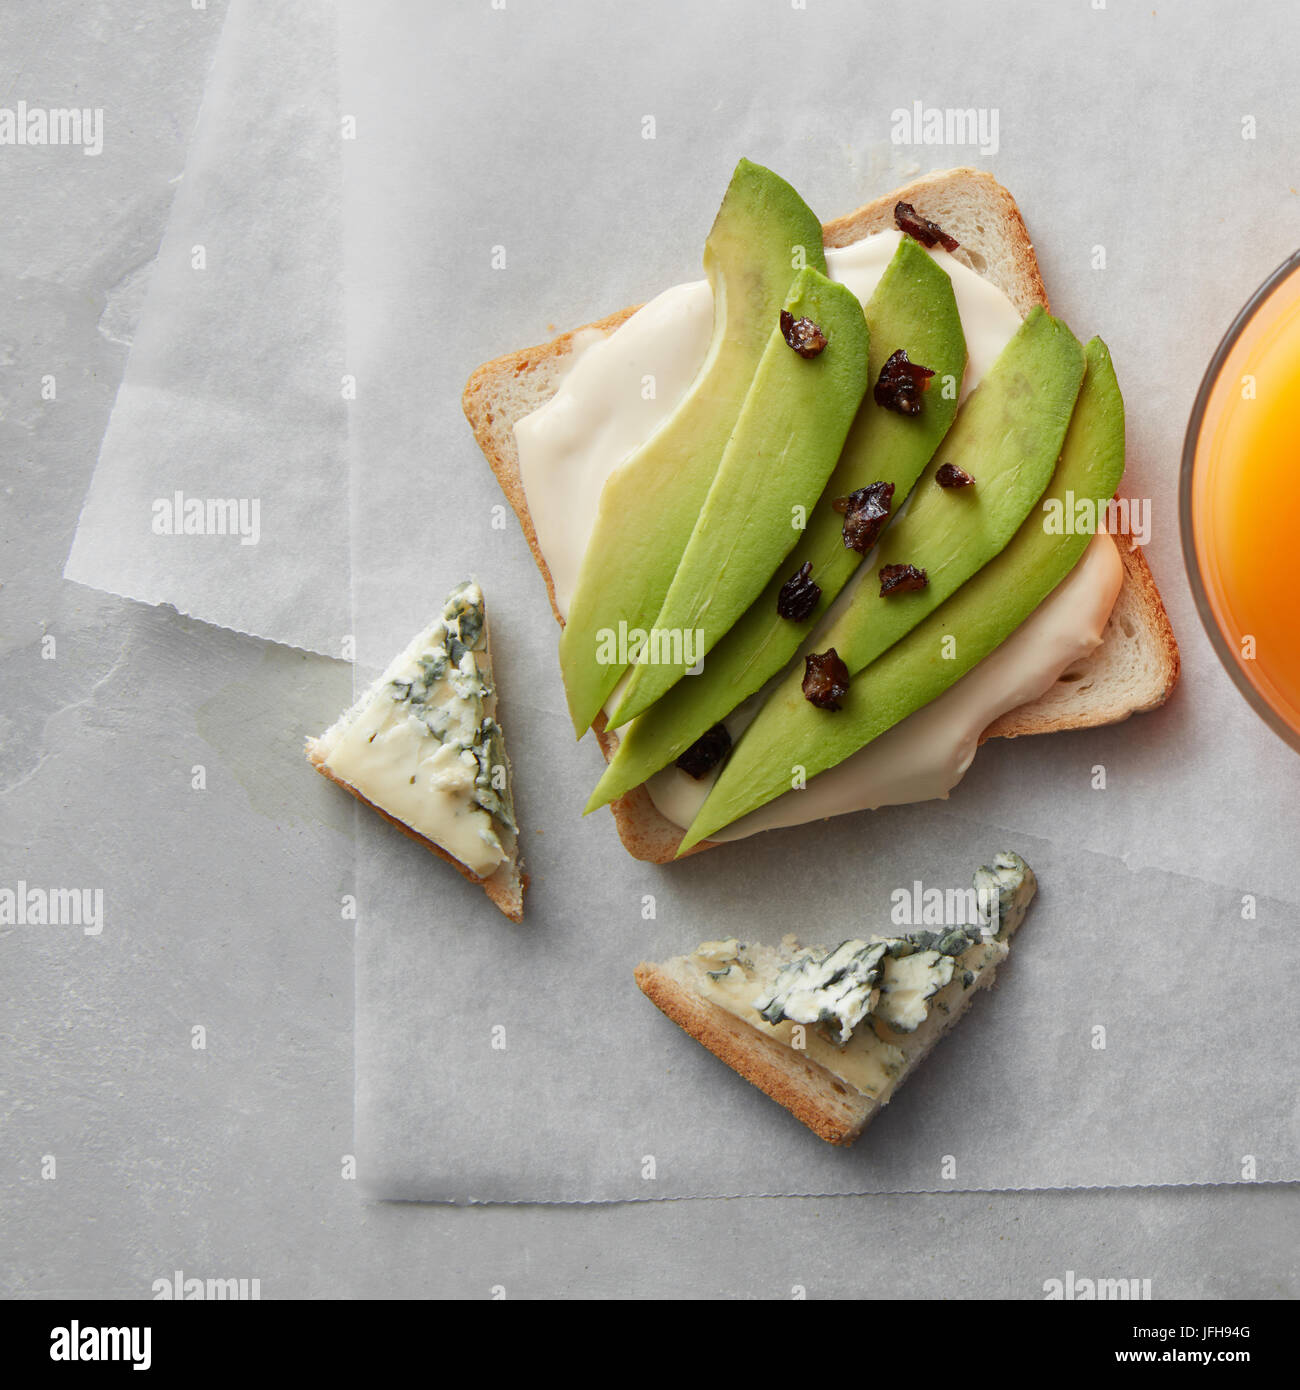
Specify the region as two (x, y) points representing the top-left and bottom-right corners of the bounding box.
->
(340, 0), (1300, 1200)
(64, 0), (1297, 1199)
(64, 0), (349, 658)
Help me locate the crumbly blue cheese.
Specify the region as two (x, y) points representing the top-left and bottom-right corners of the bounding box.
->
(753, 940), (890, 1045)
(314, 582), (516, 878)
(690, 938), (907, 1098)
(753, 936), (959, 1041)
(974, 850), (1036, 936)
(695, 938), (753, 982)
(685, 852), (1034, 1098)
(875, 948), (955, 1033)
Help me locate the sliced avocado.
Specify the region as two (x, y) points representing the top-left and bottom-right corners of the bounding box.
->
(557, 159), (826, 737)
(798, 307), (1085, 676)
(587, 237), (964, 808)
(677, 334), (1123, 853)
(604, 267), (872, 728)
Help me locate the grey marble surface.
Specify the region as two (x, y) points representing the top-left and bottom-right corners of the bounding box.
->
(1, 0), (1295, 1299)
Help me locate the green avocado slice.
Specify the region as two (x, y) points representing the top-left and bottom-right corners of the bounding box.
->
(677, 333), (1123, 854)
(557, 158), (826, 737)
(604, 266), (872, 728)
(790, 307), (1085, 677)
(586, 237), (965, 809)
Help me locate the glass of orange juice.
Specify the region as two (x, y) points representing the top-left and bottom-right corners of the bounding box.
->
(1182, 250), (1300, 751)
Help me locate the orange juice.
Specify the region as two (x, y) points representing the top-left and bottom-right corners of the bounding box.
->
(1187, 256), (1300, 741)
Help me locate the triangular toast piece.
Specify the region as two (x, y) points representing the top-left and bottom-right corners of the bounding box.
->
(306, 582), (525, 922)
(462, 169), (1179, 862)
(635, 853), (1035, 1144)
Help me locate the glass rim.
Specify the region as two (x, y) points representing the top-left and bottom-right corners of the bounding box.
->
(1178, 246), (1300, 755)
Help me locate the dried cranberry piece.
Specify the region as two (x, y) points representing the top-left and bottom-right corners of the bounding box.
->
(935, 462), (975, 488)
(879, 563), (929, 596)
(675, 723), (732, 780)
(776, 561), (821, 622)
(779, 309), (828, 358)
(802, 649), (850, 710)
(832, 480), (894, 554)
(894, 200), (959, 252)
(873, 348), (934, 416)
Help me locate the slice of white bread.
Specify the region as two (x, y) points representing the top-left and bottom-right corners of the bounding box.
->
(462, 169), (1180, 862)
(634, 851), (1036, 1145)
(305, 586), (526, 923)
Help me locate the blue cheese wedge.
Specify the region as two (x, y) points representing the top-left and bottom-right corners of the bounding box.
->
(307, 582), (523, 920)
(641, 853), (1035, 1130)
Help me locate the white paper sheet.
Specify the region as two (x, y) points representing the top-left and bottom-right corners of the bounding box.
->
(341, 0), (1300, 1200)
(64, 0), (349, 658)
(66, 0), (1300, 1200)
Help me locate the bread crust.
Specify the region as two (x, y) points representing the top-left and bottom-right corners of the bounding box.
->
(981, 531), (1180, 740)
(634, 961), (866, 1144)
(821, 167), (1049, 316)
(462, 167), (1179, 863)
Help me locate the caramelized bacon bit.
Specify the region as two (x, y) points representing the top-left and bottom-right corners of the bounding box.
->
(802, 649), (850, 710)
(779, 309), (828, 358)
(776, 561), (821, 622)
(832, 480), (894, 554)
(935, 462), (975, 488)
(874, 348), (934, 416)
(879, 563), (929, 596)
(894, 200), (959, 252)
(675, 723), (732, 780)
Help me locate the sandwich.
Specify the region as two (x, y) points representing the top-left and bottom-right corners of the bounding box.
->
(636, 851), (1037, 1145)
(463, 162), (1178, 861)
(305, 581), (525, 922)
